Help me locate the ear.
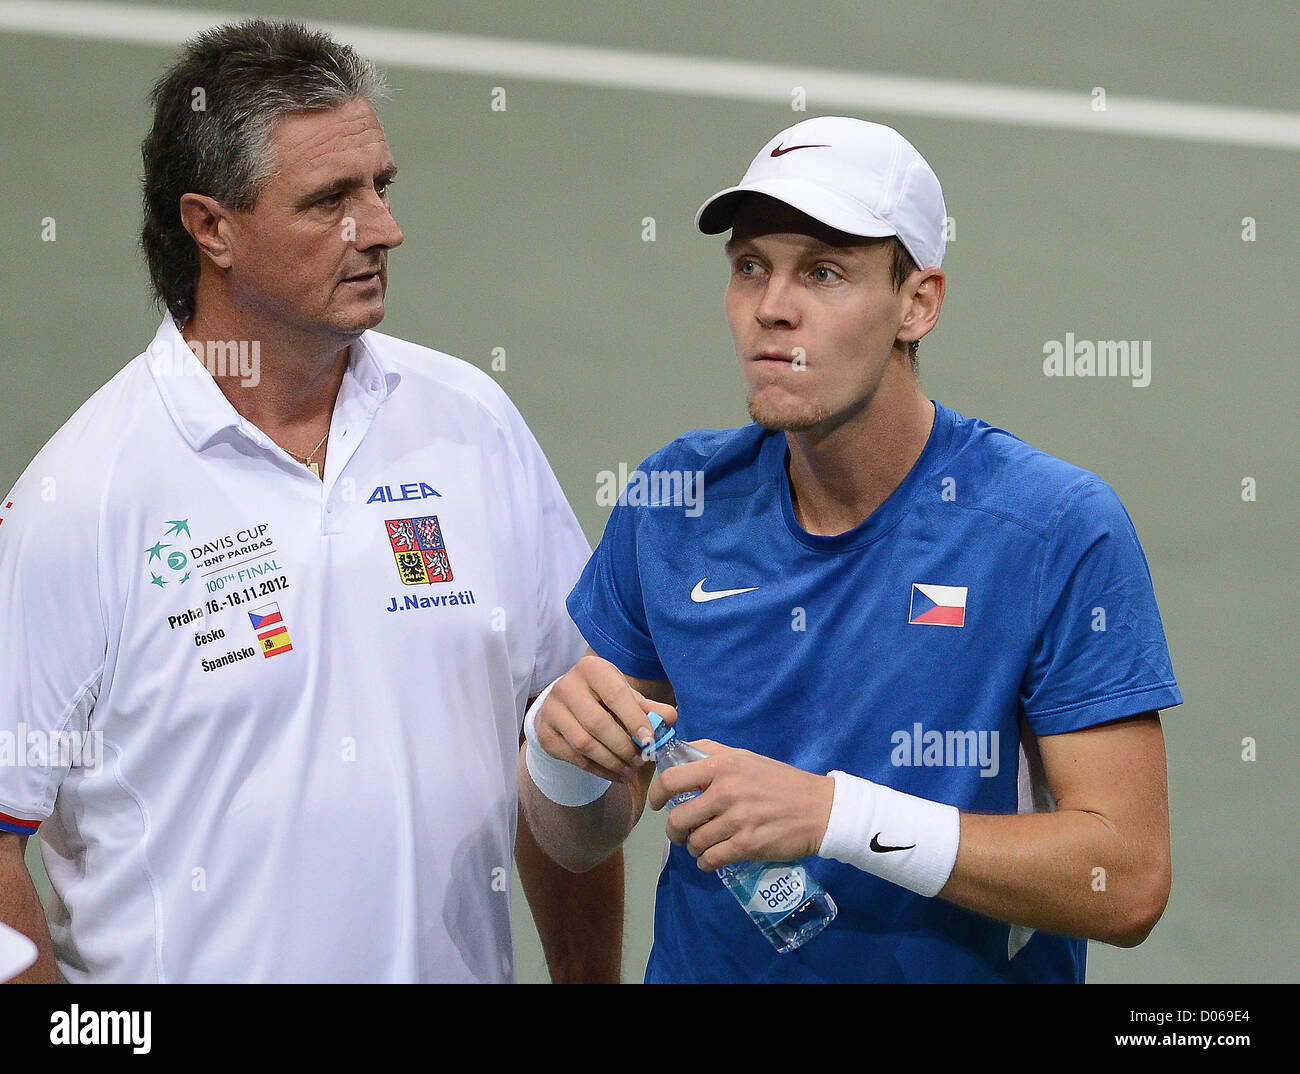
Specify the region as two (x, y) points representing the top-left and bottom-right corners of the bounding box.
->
(178, 193), (236, 270)
(897, 267), (945, 345)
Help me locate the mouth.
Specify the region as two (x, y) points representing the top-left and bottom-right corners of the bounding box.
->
(752, 349), (800, 365)
(341, 268), (383, 287)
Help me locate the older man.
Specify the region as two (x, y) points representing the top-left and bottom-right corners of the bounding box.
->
(0, 20), (620, 983)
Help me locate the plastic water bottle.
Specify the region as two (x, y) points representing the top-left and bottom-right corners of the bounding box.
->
(641, 712), (837, 954)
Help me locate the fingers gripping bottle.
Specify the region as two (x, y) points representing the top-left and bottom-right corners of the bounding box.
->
(642, 712), (837, 954)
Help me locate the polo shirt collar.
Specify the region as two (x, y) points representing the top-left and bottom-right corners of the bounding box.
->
(144, 315), (402, 452)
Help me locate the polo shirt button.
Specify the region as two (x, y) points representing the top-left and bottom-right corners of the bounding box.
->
(326, 502), (334, 514)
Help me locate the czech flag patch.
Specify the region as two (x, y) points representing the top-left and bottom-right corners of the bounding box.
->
(908, 583), (967, 628)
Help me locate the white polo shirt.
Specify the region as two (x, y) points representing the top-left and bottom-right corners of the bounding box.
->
(0, 316), (589, 982)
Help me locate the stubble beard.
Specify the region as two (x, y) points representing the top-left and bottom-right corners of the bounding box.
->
(745, 389), (833, 432)
(746, 378), (882, 437)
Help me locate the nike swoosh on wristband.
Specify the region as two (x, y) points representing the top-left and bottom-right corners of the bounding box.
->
(691, 579), (758, 603)
(869, 834), (916, 853)
(770, 142), (830, 156)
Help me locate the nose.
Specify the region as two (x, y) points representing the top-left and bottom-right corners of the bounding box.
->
(354, 191), (404, 252)
(753, 274), (799, 329)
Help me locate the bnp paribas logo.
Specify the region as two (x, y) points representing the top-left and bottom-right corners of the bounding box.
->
(144, 519), (193, 589)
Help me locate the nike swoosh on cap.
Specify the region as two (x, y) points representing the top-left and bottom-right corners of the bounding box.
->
(770, 142), (830, 157)
(691, 579), (758, 603)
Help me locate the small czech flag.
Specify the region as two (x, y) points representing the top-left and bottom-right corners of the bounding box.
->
(908, 583), (967, 628)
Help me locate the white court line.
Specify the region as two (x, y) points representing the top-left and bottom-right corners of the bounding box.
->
(1, 0), (1297, 150)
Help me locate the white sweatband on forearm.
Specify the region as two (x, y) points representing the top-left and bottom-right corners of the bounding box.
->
(818, 770), (961, 898)
(523, 677), (612, 807)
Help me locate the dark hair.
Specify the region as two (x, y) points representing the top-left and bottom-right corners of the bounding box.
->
(888, 236), (919, 293)
(140, 19), (387, 321)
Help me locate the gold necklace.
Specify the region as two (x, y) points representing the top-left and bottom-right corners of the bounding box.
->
(284, 431), (329, 477)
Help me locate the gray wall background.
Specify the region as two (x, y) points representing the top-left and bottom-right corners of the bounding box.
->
(1, 0), (1295, 982)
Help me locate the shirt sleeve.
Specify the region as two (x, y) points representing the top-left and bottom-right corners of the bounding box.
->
(1020, 477), (1182, 735)
(0, 465), (107, 832)
(565, 468), (666, 682)
(496, 401), (591, 698)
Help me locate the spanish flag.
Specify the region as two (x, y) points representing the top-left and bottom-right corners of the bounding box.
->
(257, 624), (293, 658)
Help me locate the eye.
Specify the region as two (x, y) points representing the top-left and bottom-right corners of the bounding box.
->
(812, 265), (842, 283)
(317, 192), (343, 209)
(376, 178), (395, 198)
(736, 257), (760, 276)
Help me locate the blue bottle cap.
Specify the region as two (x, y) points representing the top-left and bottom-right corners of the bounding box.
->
(640, 710), (677, 751)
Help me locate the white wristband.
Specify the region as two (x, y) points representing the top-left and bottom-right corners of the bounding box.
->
(523, 678), (612, 807)
(818, 771), (961, 898)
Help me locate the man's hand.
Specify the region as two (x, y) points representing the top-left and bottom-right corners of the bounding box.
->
(533, 653), (676, 783)
(647, 741), (835, 871)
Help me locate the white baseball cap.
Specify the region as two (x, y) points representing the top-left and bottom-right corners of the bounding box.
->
(695, 116), (947, 269)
